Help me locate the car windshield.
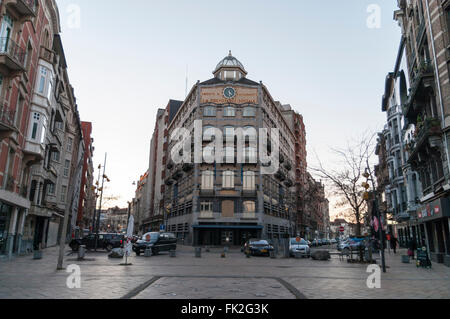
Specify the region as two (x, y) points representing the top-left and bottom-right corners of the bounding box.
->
(290, 239), (308, 245)
(141, 232), (159, 243)
(250, 240), (268, 246)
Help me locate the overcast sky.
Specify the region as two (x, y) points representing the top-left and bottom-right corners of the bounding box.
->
(55, 0), (400, 219)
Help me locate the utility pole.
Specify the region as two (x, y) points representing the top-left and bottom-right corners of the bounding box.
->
(94, 153), (107, 251)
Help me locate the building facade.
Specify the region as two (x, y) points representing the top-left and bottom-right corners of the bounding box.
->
(0, 0), (89, 258)
(375, 0), (450, 266)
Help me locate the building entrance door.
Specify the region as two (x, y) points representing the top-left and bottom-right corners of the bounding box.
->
(0, 203), (12, 255)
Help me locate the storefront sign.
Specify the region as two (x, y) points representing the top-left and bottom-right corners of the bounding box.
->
(201, 86), (258, 104)
(416, 197), (450, 222)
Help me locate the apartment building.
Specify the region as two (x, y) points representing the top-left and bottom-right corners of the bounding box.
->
(376, 0), (450, 266)
(0, 0), (89, 258)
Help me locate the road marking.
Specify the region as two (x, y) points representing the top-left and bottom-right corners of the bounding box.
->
(121, 276), (161, 299)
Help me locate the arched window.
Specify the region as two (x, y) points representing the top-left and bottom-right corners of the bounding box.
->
(203, 105), (216, 117)
(244, 147), (257, 164)
(224, 146), (235, 163)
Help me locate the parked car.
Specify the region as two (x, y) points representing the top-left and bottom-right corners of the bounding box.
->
(133, 232), (177, 256)
(289, 238), (310, 258)
(317, 239), (323, 246)
(243, 239), (274, 256)
(331, 239), (337, 244)
(69, 233), (124, 252)
(338, 238), (364, 254)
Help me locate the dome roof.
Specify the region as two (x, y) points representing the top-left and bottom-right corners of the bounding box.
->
(214, 51), (247, 74)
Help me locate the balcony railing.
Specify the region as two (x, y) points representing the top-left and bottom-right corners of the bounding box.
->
(408, 117), (441, 160)
(0, 37), (26, 71)
(40, 46), (55, 64)
(4, 0), (37, 18)
(0, 104), (16, 130)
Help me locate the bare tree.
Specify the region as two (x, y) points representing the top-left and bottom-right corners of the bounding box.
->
(311, 132), (377, 237)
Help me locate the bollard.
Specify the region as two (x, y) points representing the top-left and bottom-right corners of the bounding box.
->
(169, 250), (176, 258)
(270, 250), (276, 259)
(78, 245), (86, 260)
(195, 247), (201, 258)
(144, 248), (152, 257)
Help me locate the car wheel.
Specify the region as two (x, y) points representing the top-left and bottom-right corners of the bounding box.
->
(152, 248), (159, 255)
(136, 250), (141, 256)
(71, 244), (79, 252)
(106, 244), (113, 252)
(343, 248), (350, 255)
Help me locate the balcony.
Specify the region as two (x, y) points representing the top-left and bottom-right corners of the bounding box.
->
(3, 0), (37, 20)
(0, 37), (26, 75)
(39, 46), (55, 65)
(403, 60), (434, 122)
(0, 104), (17, 138)
(407, 117), (442, 162)
(23, 140), (45, 161)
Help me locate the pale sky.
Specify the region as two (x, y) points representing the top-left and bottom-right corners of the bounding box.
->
(55, 0), (400, 218)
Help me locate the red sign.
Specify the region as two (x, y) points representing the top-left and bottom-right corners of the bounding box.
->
(296, 237), (301, 242)
(339, 227), (345, 232)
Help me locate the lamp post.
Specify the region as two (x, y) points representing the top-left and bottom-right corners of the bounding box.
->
(363, 168), (386, 273)
(94, 153), (110, 251)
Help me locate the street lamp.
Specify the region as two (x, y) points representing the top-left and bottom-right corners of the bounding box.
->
(363, 168), (386, 273)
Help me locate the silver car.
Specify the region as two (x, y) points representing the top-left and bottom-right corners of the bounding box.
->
(289, 238), (310, 258)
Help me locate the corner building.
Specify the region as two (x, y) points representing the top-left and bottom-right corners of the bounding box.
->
(164, 53), (302, 246)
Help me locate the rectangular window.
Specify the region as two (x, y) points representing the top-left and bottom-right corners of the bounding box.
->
(31, 122), (38, 139)
(61, 186), (67, 202)
(51, 151), (60, 162)
(223, 106), (235, 117)
(243, 107), (256, 117)
(38, 66), (47, 94)
(222, 171), (234, 189)
(64, 160), (70, 177)
(200, 202), (213, 213)
(203, 106), (216, 117)
(243, 172), (256, 190)
(67, 137), (73, 152)
(47, 183), (55, 195)
(201, 171), (214, 190)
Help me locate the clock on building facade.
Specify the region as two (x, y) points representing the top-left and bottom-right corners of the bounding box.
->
(223, 87), (236, 99)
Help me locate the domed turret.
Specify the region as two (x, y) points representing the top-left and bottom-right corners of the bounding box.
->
(213, 51), (248, 81)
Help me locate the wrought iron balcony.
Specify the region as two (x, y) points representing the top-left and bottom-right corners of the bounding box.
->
(3, 0), (37, 19)
(0, 103), (16, 133)
(408, 117), (442, 162)
(0, 37), (26, 75)
(403, 60), (434, 122)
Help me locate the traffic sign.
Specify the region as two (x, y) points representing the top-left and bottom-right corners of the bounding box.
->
(160, 224), (166, 231)
(339, 226), (345, 232)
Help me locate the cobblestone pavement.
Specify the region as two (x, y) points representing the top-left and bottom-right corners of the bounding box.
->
(0, 245), (449, 299)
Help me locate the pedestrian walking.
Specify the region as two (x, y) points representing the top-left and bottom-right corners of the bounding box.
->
(408, 237), (417, 260)
(390, 236), (398, 254)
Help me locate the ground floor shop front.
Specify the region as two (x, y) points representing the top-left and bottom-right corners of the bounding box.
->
(396, 196), (450, 267)
(193, 225), (263, 246)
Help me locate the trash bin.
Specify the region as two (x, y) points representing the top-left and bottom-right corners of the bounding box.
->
(33, 250), (42, 260)
(195, 247), (201, 258)
(144, 248), (152, 257)
(78, 245), (86, 260)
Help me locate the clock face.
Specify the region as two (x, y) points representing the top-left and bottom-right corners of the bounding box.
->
(223, 87), (236, 99)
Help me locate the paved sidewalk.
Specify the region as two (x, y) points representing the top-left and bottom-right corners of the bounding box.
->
(0, 245), (448, 299)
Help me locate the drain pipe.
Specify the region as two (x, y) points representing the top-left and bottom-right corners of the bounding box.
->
(425, 0), (450, 179)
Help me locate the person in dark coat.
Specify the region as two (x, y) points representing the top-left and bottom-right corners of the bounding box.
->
(408, 238), (417, 260)
(390, 236), (398, 254)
